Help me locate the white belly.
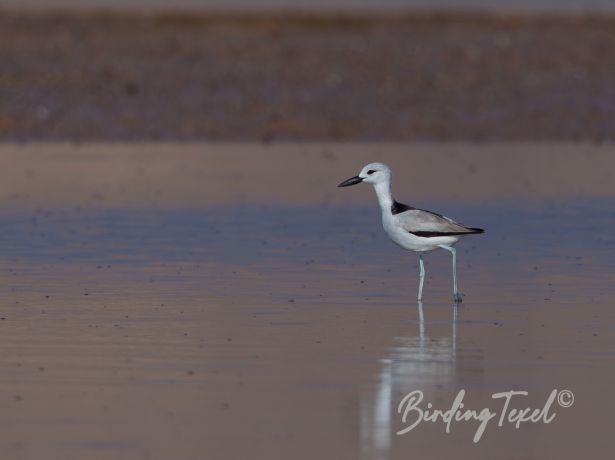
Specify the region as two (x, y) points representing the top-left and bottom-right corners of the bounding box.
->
(382, 214), (459, 252)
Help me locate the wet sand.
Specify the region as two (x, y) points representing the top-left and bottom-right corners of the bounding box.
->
(1, 142), (615, 208)
(0, 142), (613, 459)
(2, 11), (615, 141)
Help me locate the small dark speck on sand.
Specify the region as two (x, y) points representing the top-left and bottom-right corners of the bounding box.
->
(288, 299), (295, 303)
(124, 81), (140, 95)
(593, 333), (599, 336)
(227, 338), (233, 342)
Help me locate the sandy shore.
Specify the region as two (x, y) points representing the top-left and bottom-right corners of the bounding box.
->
(0, 142), (613, 459)
(2, 10), (615, 141)
(0, 142), (614, 209)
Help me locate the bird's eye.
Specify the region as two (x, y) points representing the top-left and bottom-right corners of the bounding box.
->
(367, 170), (376, 175)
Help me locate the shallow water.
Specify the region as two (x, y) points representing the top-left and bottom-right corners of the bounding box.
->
(0, 143), (613, 459)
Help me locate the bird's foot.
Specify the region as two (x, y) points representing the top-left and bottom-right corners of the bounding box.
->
(453, 292), (463, 303)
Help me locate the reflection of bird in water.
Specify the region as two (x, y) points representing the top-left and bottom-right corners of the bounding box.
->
(338, 162), (484, 302)
(360, 302), (458, 460)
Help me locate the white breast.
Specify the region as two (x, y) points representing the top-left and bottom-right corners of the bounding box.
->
(381, 212), (459, 252)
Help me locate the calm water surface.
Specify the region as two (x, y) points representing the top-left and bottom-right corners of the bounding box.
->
(0, 143), (613, 459)
(0, 201), (613, 459)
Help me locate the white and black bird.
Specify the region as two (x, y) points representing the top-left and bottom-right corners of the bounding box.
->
(338, 162), (483, 302)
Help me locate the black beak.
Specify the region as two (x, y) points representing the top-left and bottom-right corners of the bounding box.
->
(337, 175), (363, 187)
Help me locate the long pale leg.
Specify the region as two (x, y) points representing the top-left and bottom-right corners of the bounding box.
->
(439, 245), (462, 303)
(452, 301), (458, 359)
(417, 300), (425, 348)
(417, 255), (425, 301)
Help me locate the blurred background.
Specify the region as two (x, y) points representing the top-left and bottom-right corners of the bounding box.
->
(1, 2), (614, 460)
(1, 0), (615, 141)
(3, 0), (615, 11)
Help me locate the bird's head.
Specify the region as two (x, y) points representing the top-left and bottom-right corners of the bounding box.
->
(337, 162), (391, 187)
